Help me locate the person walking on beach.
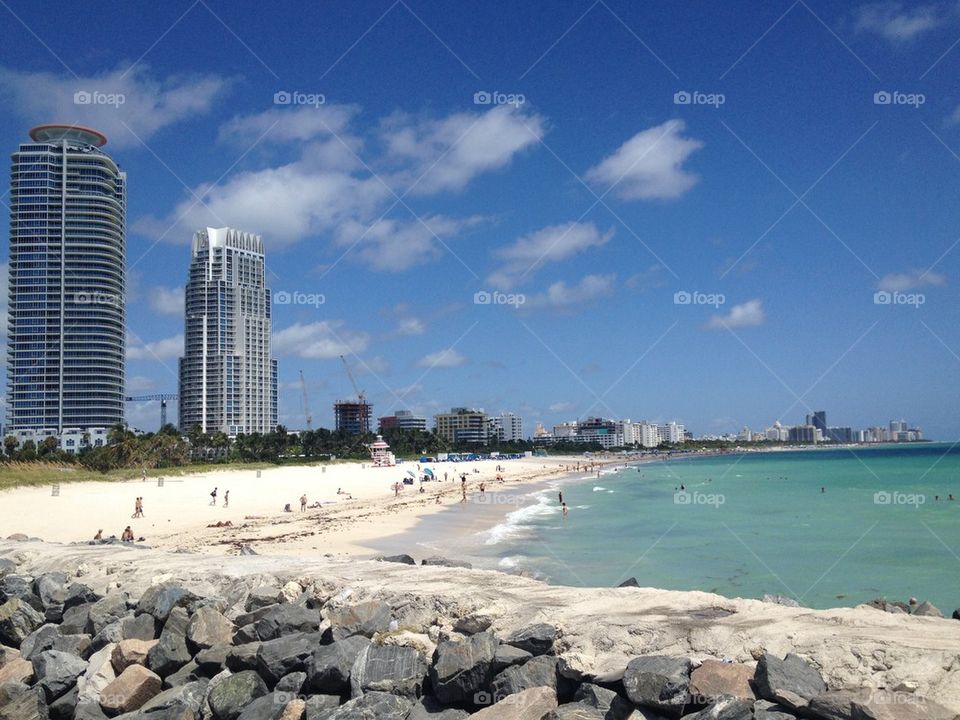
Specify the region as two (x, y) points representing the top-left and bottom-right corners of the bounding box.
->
(223, 490), (229, 507)
(558, 491), (563, 505)
(479, 482), (486, 497)
(135, 497), (144, 518)
(300, 494), (307, 512)
(210, 487), (217, 505)
(562, 502), (569, 517)
(460, 484), (467, 503)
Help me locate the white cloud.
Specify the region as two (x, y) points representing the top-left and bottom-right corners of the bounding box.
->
(0, 66), (231, 149)
(219, 104), (359, 144)
(273, 321), (369, 359)
(948, 105), (960, 126)
(126, 375), (157, 393)
(148, 286), (184, 316)
(854, 2), (946, 43)
(127, 334), (184, 360)
(396, 317), (426, 336)
(489, 222), (614, 288)
(586, 120), (703, 200)
(877, 269), (946, 292)
(549, 401), (575, 413)
(381, 105), (545, 194)
(706, 299), (765, 330)
(417, 348), (468, 368)
(525, 274), (617, 309)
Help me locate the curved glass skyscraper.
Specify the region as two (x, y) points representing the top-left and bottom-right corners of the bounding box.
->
(6, 125), (126, 434)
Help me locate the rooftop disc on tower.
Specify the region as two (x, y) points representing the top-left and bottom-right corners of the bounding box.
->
(29, 123), (108, 147)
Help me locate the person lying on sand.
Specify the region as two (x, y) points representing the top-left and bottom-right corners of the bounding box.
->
(307, 501), (322, 509)
(283, 503), (292, 512)
(435, 494), (442, 504)
(121, 526), (134, 542)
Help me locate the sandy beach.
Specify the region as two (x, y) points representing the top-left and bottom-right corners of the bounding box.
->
(0, 455), (615, 557)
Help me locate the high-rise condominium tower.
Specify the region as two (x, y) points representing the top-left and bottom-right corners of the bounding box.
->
(178, 227), (278, 435)
(6, 125), (126, 435)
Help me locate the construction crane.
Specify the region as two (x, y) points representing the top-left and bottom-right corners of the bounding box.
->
(124, 394), (178, 428)
(299, 370), (313, 430)
(339, 355), (365, 404)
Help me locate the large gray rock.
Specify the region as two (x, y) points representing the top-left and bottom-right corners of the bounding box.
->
(911, 601), (943, 618)
(63, 584), (100, 613)
(121, 613), (158, 642)
(327, 601), (392, 641)
(506, 624), (557, 656)
(207, 670), (269, 720)
(304, 694), (341, 718)
(622, 656), (692, 717)
(76, 642), (116, 704)
(305, 635), (370, 694)
(256, 632), (322, 685)
(753, 699), (796, 719)
(254, 604), (319, 641)
(471, 686), (558, 719)
(60, 603), (92, 636)
(90, 619), (126, 652)
(350, 643), (428, 699)
(196, 645), (231, 674)
(408, 696), (470, 719)
(33, 649), (88, 702)
(21, 624), (62, 660)
(493, 644), (533, 674)
(326, 691), (412, 719)
(139, 679), (208, 714)
(53, 633), (92, 661)
(753, 654), (825, 712)
(430, 631), (498, 705)
(234, 691), (289, 720)
(567, 683), (651, 719)
(136, 583), (200, 623)
(684, 697), (754, 719)
(33, 573), (69, 611)
(0, 559), (16, 578)
(275, 671), (306, 694)
(0, 596), (44, 647)
(421, 557), (473, 569)
(0, 575), (40, 610)
(491, 655), (558, 700)
(146, 607), (192, 678)
(187, 606), (234, 651)
(245, 587), (283, 612)
(380, 554), (416, 565)
(0, 681), (49, 720)
(226, 642), (262, 673)
(73, 700), (108, 720)
(87, 595), (129, 636)
(163, 659), (203, 689)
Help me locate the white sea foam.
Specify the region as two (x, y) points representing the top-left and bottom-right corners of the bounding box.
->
(498, 556), (519, 569)
(483, 495), (557, 545)
(593, 486), (606, 492)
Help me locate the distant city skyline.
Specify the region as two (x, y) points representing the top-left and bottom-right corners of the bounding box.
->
(1, 1), (958, 439)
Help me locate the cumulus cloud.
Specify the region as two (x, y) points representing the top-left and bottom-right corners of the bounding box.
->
(417, 348), (468, 368)
(127, 334), (184, 360)
(524, 274), (617, 309)
(148, 286), (184, 316)
(877, 269), (946, 291)
(0, 66), (231, 149)
(273, 321), (369, 359)
(549, 401), (575, 413)
(218, 104), (359, 144)
(488, 222), (614, 288)
(396, 317), (426, 336)
(706, 299), (765, 330)
(586, 120), (703, 200)
(854, 2), (946, 43)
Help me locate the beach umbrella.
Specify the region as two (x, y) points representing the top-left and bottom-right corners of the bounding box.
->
(406, 469), (416, 479)
(423, 468), (434, 478)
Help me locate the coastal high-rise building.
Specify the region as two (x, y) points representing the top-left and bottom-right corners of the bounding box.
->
(435, 407), (488, 444)
(489, 412), (523, 443)
(335, 400), (373, 434)
(807, 411), (827, 435)
(178, 227), (277, 436)
(6, 125), (126, 440)
(378, 409), (427, 432)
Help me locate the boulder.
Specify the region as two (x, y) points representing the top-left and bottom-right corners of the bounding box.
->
(275, 671), (306, 695)
(21, 624), (62, 660)
(807, 689), (956, 720)
(0, 681), (48, 720)
(0, 656), (34, 684)
(430, 631), (498, 705)
(88, 595), (129, 636)
(0, 575), (40, 609)
(234, 623), (260, 645)
(622, 656), (692, 717)
(196, 645), (231, 674)
(136, 583), (200, 623)
(226, 642), (262, 673)
(33, 573), (69, 611)
(0, 596), (44, 647)
(48, 686), (79, 720)
(77, 643), (117, 704)
(207, 670), (269, 720)
(303, 694), (340, 718)
(618, 578), (640, 588)
(61, 603), (92, 636)
(379, 554), (416, 565)
(232, 691), (288, 720)
(305, 635), (370, 694)
(761, 594), (800, 608)
(138, 679), (208, 715)
(684, 697), (754, 719)
(471, 686), (558, 719)
(421, 557), (473, 569)
(493, 644), (533, 674)
(350, 642), (428, 699)
(245, 587), (283, 612)
(146, 610), (192, 679)
(453, 614), (493, 635)
(163, 658), (203, 689)
(491, 655), (558, 699)
(689, 660), (756, 701)
(63, 584), (101, 613)
(90, 620), (126, 653)
(912, 601), (943, 618)
(753, 654), (825, 712)
(408, 696), (471, 719)
(326, 600), (392, 641)
(506, 624), (557, 656)
(325, 690), (412, 719)
(187, 606), (235, 651)
(256, 632), (323, 685)
(33, 649), (88, 702)
(239, 545), (258, 556)
(0, 644), (19, 669)
(254, 605), (318, 641)
(111, 639), (158, 673)
(569, 683), (649, 719)
(53, 634), (92, 660)
(99, 664), (162, 715)
(0, 559), (16, 578)
(73, 701), (109, 720)
(121, 613), (158, 642)
(753, 699), (797, 719)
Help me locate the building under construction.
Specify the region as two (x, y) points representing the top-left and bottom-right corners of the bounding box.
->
(334, 400), (373, 435)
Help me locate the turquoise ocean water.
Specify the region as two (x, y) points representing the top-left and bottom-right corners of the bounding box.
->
(427, 444), (960, 610)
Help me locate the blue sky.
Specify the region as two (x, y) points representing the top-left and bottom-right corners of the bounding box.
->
(2, 0), (960, 438)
